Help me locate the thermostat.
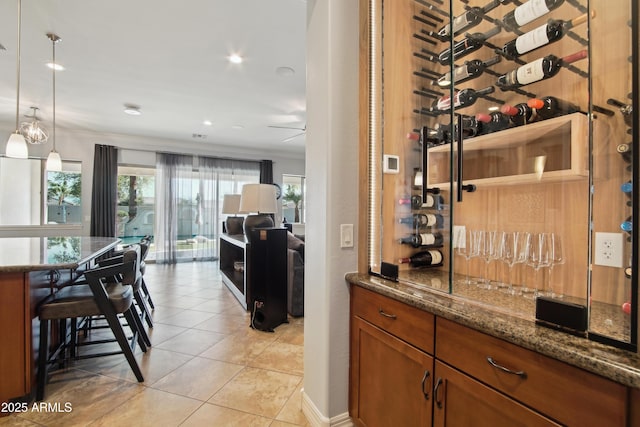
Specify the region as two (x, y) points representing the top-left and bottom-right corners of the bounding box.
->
(383, 154), (400, 174)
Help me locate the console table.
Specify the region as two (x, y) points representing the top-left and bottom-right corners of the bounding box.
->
(219, 233), (249, 309)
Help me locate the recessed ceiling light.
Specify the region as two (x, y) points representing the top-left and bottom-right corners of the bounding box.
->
(488, 106), (500, 112)
(232, 125), (244, 130)
(203, 120), (213, 126)
(46, 62), (65, 71)
(228, 54), (243, 64)
(124, 104), (141, 115)
(276, 66), (295, 77)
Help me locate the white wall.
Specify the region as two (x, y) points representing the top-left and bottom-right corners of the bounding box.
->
(303, 0), (359, 425)
(0, 123), (305, 236)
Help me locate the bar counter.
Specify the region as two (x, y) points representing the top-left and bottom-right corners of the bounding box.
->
(0, 236), (120, 406)
(346, 272), (640, 389)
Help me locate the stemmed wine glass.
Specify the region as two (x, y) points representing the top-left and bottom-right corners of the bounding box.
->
(455, 229), (479, 285)
(478, 230), (499, 290)
(500, 231), (530, 295)
(547, 233), (565, 298)
(525, 233), (552, 298)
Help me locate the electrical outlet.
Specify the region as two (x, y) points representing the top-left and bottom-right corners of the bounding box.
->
(594, 232), (624, 268)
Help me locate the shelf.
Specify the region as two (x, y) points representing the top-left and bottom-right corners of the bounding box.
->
(428, 113), (590, 187)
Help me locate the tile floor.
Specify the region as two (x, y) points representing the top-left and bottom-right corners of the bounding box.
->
(1, 262), (307, 427)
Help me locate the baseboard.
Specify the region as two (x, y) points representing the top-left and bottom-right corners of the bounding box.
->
(301, 389), (353, 427)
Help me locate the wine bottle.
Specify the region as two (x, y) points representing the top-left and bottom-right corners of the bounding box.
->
(502, 0), (565, 29)
(617, 143), (632, 163)
(438, 26), (501, 65)
(398, 196), (412, 205)
(433, 86), (495, 112)
(435, 56), (501, 88)
(621, 181), (633, 198)
(620, 216), (632, 234)
(476, 111), (512, 133)
(502, 13), (589, 58)
(411, 194), (446, 210)
(501, 103), (537, 126)
(437, 7), (483, 38)
(496, 50), (587, 91)
(625, 266), (632, 279)
(399, 232), (444, 248)
(398, 249), (444, 267)
(407, 126), (448, 147)
(398, 213), (445, 228)
(607, 98), (634, 127)
(527, 96), (579, 120)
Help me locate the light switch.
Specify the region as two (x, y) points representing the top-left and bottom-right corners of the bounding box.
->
(340, 224), (354, 248)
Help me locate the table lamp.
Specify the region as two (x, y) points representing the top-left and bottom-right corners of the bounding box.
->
(222, 194), (244, 235)
(239, 183), (277, 238)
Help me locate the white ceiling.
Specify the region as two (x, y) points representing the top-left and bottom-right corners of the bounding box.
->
(0, 0), (307, 156)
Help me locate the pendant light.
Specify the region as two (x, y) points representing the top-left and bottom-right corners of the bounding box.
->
(5, 0), (28, 159)
(20, 107), (49, 144)
(46, 33), (62, 172)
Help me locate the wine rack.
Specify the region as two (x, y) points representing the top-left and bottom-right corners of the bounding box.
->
(363, 0), (638, 350)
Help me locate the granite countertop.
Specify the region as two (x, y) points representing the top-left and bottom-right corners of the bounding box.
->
(0, 236), (120, 273)
(346, 272), (640, 389)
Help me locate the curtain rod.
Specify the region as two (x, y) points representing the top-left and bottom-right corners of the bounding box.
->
(107, 144), (274, 164)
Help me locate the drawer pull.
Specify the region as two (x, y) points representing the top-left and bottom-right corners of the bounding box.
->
(487, 357), (527, 378)
(421, 370), (430, 400)
(378, 308), (397, 319)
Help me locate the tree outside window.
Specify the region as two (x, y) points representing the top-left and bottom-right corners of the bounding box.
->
(282, 174), (305, 224)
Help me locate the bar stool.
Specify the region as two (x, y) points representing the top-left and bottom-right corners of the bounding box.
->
(36, 257), (145, 401)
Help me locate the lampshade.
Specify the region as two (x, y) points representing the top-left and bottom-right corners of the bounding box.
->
(6, 132), (28, 159)
(222, 194), (242, 214)
(239, 184), (277, 214)
(46, 150), (62, 171)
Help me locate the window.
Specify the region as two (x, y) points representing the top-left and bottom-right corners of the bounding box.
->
(117, 165), (155, 243)
(0, 157), (82, 226)
(282, 174), (306, 223)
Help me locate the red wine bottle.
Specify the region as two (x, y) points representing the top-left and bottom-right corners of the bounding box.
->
(527, 96), (579, 120)
(617, 142), (632, 163)
(496, 50), (587, 90)
(502, 0), (565, 29)
(398, 213), (445, 228)
(435, 56), (501, 88)
(476, 112), (512, 133)
(438, 27), (501, 65)
(399, 232), (444, 248)
(410, 194), (446, 210)
(437, 7), (484, 38)
(398, 250), (444, 267)
(621, 181), (633, 198)
(502, 13), (589, 58)
(501, 103), (537, 126)
(433, 86), (495, 112)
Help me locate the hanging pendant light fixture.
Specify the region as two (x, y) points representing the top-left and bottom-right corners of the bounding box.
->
(20, 107), (49, 144)
(6, 0), (28, 159)
(46, 33), (62, 172)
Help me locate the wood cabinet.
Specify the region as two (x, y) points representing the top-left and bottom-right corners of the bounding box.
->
(349, 286), (631, 426)
(350, 285), (435, 426)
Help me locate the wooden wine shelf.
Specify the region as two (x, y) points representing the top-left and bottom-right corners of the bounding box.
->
(428, 112), (590, 187)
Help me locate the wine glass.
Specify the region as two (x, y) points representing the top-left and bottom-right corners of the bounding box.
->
(455, 229), (479, 285)
(547, 233), (565, 298)
(478, 230), (499, 290)
(525, 233), (552, 298)
(500, 231), (530, 295)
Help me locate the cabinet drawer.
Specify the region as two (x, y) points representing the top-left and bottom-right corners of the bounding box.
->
(351, 286), (434, 354)
(436, 318), (627, 427)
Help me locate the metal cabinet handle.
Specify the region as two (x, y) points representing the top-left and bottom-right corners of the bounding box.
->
(433, 377), (443, 409)
(378, 308), (397, 319)
(421, 370), (431, 400)
(487, 357), (527, 378)
(455, 113), (477, 202)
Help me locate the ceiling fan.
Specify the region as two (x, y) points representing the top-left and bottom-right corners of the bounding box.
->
(268, 123), (306, 142)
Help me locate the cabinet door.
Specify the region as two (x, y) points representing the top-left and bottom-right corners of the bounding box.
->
(433, 361), (560, 427)
(350, 316), (433, 427)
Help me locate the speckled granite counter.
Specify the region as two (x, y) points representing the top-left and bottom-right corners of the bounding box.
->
(0, 236), (119, 272)
(346, 272), (640, 389)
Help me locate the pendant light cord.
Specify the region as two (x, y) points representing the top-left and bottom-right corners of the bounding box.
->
(15, 0), (21, 131)
(52, 36), (56, 152)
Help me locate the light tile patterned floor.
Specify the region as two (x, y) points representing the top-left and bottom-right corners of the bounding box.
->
(1, 262), (307, 427)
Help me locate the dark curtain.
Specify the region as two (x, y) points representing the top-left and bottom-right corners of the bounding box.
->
(90, 145), (118, 237)
(260, 160), (273, 184)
